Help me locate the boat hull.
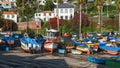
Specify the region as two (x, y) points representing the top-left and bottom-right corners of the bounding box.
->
(76, 46), (89, 52)
(88, 56), (105, 64)
(44, 42), (58, 52)
(104, 50), (120, 55)
(20, 38), (41, 53)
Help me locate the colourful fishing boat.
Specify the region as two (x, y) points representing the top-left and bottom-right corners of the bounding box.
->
(20, 37), (42, 53)
(88, 56), (106, 64)
(99, 42), (120, 55)
(44, 29), (59, 53)
(3, 34), (14, 45)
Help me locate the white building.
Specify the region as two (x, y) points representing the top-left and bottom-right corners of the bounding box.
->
(34, 3), (75, 22)
(0, 1), (11, 11)
(2, 11), (17, 23)
(35, 11), (54, 22)
(54, 3), (74, 20)
(0, 0), (17, 11)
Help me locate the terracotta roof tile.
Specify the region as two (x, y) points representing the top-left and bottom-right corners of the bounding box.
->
(3, 12), (16, 14)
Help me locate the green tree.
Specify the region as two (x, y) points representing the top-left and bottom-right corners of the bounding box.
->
(43, 0), (55, 10)
(16, 0), (37, 22)
(53, 0), (63, 4)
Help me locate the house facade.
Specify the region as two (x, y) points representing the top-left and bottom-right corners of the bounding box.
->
(2, 11), (17, 23)
(0, 0), (17, 11)
(54, 3), (74, 20)
(34, 11), (54, 22)
(0, 1), (11, 11)
(34, 3), (75, 22)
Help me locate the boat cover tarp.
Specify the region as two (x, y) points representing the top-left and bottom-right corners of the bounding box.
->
(99, 42), (120, 51)
(3, 35), (14, 41)
(21, 37), (39, 46)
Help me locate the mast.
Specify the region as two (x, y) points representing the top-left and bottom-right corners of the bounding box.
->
(57, 0), (59, 31)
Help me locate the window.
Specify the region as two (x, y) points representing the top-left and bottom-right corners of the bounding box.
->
(61, 9), (63, 13)
(61, 16), (63, 19)
(65, 16), (68, 20)
(6, 4), (9, 6)
(70, 14), (72, 19)
(65, 9), (68, 13)
(12, 15), (14, 18)
(70, 9), (73, 13)
(7, 15), (9, 18)
(36, 14), (38, 16)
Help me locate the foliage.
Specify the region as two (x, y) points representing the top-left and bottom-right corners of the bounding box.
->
(16, 0), (37, 22)
(0, 18), (4, 28)
(53, 0), (63, 4)
(72, 13), (90, 28)
(61, 20), (73, 33)
(43, 0), (55, 10)
(2, 19), (18, 31)
(115, 0), (120, 11)
(49, 17), (66, 29)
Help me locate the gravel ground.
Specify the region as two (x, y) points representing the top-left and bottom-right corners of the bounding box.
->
(0, 48), (115, 68)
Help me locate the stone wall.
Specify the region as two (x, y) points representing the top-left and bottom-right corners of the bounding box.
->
(17, 21), (41, 30)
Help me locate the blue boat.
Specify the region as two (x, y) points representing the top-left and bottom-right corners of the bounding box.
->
(99, 42), (120, 55)
(88, 56), (106, 64)
(88, 56), (120, 68)
(20, 37), (41, 53)
(2, 34), (15, 45)
(20, 33), (45, 53)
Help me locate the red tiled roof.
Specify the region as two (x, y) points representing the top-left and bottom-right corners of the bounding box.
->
(3, 12), (16, 14)
(42, 11), (53, 13)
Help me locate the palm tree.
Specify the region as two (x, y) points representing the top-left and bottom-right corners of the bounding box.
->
(77, 0), (87, 40)
(94, 0), (105, 32)
(115, 0), (120, 33)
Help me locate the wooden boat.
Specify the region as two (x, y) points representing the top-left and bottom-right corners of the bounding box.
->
(99, 42), (120, 55)
(71, 49), (82, 55)
(88, 56), (106, 64)
(20, 37), (42, 53)
(44, 29), (59, 53)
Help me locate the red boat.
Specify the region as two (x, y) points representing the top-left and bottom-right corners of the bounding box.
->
(44, 29), (60, 53)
